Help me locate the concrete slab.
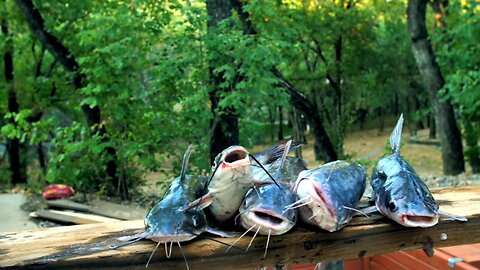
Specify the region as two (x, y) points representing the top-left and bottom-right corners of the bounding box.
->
(0, 193), (39, 232)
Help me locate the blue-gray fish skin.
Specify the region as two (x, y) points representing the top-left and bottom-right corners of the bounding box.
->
(239, 156), (307, 235)
(371, 114), (439, 227)
(294, 160), (366, 232)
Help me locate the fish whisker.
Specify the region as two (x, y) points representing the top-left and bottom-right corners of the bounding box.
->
(225, 224), (256, 253)
(283, 198), (313, 214)
(284, 197), (310, 209)
(190, 232), (245, 252)
(177, 241), (190, 270)
(246, 225), (261, 252)
(165, 241), (173, 258)
(248, 154), (282, 189)
(309, 209), (321, 220)
(264, 229), (271, 259)
(145, 241), (161, 268)
(234, 209), (249, 225)
(343, 206), (369, 218)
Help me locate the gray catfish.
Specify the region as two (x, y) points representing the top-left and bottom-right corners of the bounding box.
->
(370, 114), (466, 227)
(293, 160), (367, 232)
(238, 148), (307, 236)
(113, 146), (228, 267)
(189, 142), (295, 222)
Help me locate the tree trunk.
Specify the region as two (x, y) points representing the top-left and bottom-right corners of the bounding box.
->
(464, 121), (480, 174)
(278, 106), (284, 141)
(15, 0), (123, 195)
(407, 0), (464, 175)
(2, 13), (27, 185)
(273, 69), (337, 162)
(206, 0), (240, 162)
(429, 112), (436, 139)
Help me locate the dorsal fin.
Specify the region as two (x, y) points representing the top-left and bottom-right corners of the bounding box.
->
(390, 114), (404, 155)
(180, 145), (194, 182)
(279, 140), (292, 171)
(256, 140), (302, 164)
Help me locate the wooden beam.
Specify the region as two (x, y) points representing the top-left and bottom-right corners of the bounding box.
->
(45, 199), (147, 220)
(30, 210), (120, 225)
(1, 186), (479, 270)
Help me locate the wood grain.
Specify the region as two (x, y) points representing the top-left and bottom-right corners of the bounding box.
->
(1, 185), (479, 270)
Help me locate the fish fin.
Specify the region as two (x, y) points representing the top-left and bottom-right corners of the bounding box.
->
(184, 193), (213, 211)
(180, 145), (194, 182)
(116, 231), (149, 242)
(206, 227), (239, 238)
(390, 113), (404, 155)
(255, 140), (302, 164)
(439, 210), (468, 222)
(356, 206), (378, 216)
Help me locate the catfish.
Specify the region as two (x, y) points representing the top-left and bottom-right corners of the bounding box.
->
(189, 142), (298, 223)
(370, 114), (466, 227)
(112, 146), (231, 267)
(293, 160), (367, 232)
(232, 141), (306, 257)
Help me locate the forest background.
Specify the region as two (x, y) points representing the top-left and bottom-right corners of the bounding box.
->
(0, 0), (478, 199)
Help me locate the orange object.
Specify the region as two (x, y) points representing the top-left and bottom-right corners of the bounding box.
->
(43, 184), (75, 200)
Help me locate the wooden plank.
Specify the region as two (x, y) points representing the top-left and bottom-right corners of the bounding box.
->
(1, 185), (480, 270)
(88, 199), (147, 220)
(45, 199), (90, 212)
(45, 199), (147, 220)
(30, 210), (120, 225)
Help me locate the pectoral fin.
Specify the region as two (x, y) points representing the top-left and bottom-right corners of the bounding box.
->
(184, 193), (214, 211)
(439, 210), (468, 222)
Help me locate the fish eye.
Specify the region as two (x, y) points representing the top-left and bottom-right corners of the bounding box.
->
(378, 171), (387, 181)
(388, 201), (398, 212)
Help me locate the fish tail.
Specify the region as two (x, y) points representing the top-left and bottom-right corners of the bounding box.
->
(390, 113), (404, 155)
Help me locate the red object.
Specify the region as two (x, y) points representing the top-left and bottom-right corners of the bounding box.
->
(43, 184), (75, 200)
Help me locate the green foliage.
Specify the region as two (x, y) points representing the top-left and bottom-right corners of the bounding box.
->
(2, 0), (477, 194)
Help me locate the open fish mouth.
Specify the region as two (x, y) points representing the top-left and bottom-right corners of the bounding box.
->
(401, 214), (439, 227)
(224, 148), (248, 163)
(244, 210), (292, 235)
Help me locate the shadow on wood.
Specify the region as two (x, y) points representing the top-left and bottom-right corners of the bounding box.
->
(1, 186), (479, 270)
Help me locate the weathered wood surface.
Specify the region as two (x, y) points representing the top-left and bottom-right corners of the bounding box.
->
(30, 210), (120, 224)
(45, 199), (147, 220)
(1, 185), (479, 270)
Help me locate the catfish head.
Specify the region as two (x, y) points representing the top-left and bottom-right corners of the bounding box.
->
(211, 145), (252, 186)
(371, 156), (439, 227)
(144, 196), (211, 243)
(239, 183), (297, 235)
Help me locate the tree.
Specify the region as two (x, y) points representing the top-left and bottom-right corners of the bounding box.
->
(407, 0), (464, 175)
(15, 0), (122, 195)
(1, 3), (27, 184)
